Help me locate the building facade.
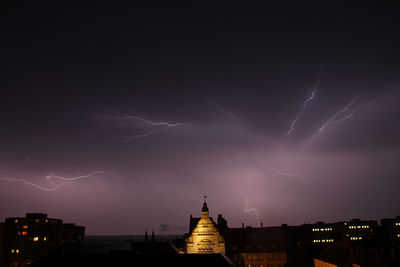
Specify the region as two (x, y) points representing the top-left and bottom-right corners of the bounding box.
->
(0, 213), (84, 267)
(185, 200), (225, 254)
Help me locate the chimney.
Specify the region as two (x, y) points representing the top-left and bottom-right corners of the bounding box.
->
(260, 222), (263, 228)
(242, 223), (245, 228)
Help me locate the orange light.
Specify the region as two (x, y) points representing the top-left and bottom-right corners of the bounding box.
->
(22, 232), (27, 236)
(33, 237), (39, 242)
(23, 225), (28, 229)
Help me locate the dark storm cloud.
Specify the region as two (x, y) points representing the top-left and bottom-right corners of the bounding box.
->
(0, 2), (400, 234)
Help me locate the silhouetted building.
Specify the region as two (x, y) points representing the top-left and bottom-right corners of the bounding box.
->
(0, 213), (84, 267)
(29, 241), (236, 267)
(343, 219), (378, 242)
(310, 222), (336, 245)
(0, 223), (4, 267)
(381, 216), (400, 245)
(219, 223), (288, 267)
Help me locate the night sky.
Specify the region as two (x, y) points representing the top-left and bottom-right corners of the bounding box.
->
(1, 2), (400, 235)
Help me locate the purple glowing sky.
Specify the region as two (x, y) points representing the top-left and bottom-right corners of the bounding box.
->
(0, 2), (399, 234)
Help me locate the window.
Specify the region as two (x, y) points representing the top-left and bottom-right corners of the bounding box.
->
(43, 237), (47, 241)
(33, 237), (39, 242)
(23, 225), (28, 229)
(22, 232), (27, 236)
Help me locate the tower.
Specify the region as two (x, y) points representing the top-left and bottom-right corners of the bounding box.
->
(185, 196), (225, 254)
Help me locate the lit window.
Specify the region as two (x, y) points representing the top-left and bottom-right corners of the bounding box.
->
(35, 219), (40, 223)
(43, 237), (47, 241)
(22, 232), (27, 236)
(14, 219), (18, 223)
(33, 237), (39, 242)
(16, 249), (19, 254)
(11, 249), (14, 253)
(23, 225), (28, 229)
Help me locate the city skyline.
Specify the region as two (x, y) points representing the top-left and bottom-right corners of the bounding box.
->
(1, 2), (400, 235)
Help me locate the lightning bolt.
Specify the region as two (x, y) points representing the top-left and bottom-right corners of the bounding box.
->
(97, 112), (189, 141)
(284, 75), (320, 136)
(244, 196), (260, 227)
(0, 171), (112, 192)
(316, 97), (358, 133)
(98, 113), (189, 127)
(330, 100), (376, 124)
(208, 99), (241, 121)
(45, 171), (113, 181)
(312, 98), (376, 138)
(0, 177), (66, 191)
(257, 158), (305, 180)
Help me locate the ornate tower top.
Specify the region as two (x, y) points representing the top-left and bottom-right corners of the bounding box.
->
(202, 195), (208, 212)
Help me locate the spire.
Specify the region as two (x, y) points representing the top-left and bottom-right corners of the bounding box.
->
(202, 194), (209, 212)
(151, 229), (155, 243)
(144, 229), (148, 243)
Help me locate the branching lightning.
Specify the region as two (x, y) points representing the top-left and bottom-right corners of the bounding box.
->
(0, 177), (66, 191)
(244, 196), (260, 227)
(45, 171), (113, 181)
(97, 112), (189, 141)
(330, 100), (376, 124)
(316, 97), (358, 134)
(0, 171), (112, 192)
(98, 113), (189, 127)
(284, 75), (320, 136)
(257, 158), (305, 180)
(312, 98), (376, 138)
